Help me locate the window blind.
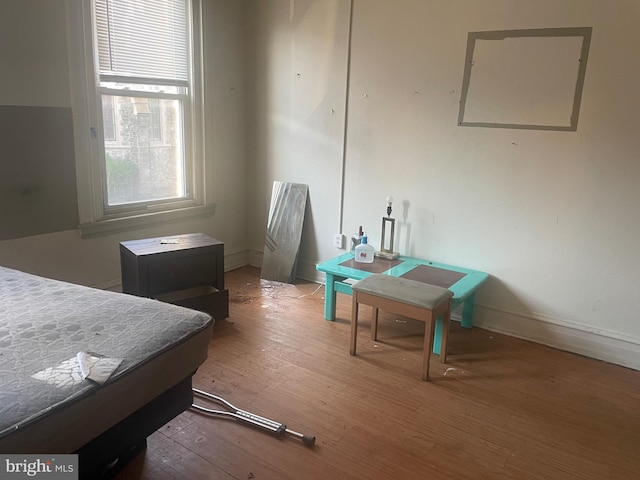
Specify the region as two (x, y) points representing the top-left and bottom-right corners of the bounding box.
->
(95, 0), (189, 85)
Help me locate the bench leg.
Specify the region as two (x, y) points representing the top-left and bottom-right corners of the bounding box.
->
(422, 313), (436, 381)
(350, 294), (359, 355)
(440, 305), (450, 364)
(371, 307), (379, 341)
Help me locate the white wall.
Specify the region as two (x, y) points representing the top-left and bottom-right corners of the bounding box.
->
(246, 0), (640, 368)
(0, 0), (71, 108)
(0, 0), (249, 286)
(245, 0), (351, 265)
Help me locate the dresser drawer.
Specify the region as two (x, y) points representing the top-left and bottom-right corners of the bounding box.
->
(155, 286), (229, 320)
(147, 252), (218, 294)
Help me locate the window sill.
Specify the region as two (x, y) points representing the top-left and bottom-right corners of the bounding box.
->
(79, 203), (216, 239)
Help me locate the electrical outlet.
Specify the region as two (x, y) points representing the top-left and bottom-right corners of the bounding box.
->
(333, 233), (345, 249)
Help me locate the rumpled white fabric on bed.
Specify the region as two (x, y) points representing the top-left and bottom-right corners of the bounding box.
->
(0, 265), (213, 450)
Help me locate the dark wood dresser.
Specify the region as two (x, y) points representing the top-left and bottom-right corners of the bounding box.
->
(119, 232), (229, 319)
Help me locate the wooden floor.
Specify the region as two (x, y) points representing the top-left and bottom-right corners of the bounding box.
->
(116, 266), (640, 480)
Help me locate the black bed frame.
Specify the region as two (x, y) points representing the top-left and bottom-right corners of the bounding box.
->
(75, 375), (193, 479)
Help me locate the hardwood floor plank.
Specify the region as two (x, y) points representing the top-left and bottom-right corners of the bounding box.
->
(115, 430), (234, 480)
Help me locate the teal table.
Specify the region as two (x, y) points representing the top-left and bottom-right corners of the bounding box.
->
(316, 253), (489, 354)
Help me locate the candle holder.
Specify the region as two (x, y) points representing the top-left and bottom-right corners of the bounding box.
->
(375, 197), (400, 259)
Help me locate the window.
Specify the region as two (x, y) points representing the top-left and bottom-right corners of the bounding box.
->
(68, 0), (212, 236)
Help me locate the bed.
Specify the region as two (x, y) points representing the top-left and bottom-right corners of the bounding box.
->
(0, 265), (214, 476)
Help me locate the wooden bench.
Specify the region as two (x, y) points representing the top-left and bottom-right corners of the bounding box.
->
(350, 274), (453, 380)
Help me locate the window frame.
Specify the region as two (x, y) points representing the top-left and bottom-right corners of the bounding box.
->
(67, 0), (213, 238)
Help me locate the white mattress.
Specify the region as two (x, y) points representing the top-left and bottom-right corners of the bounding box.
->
(0, 266), (213, 453)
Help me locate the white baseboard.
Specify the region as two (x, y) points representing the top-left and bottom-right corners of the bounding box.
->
(296, 258), (325, 284)
(473, 304), (640, 370)
(244, 250), (321, 280)
(225, 249), (250, 271)
(247, 249), (263, 269)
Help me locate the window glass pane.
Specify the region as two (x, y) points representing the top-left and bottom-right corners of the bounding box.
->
(103, 94), (185, 206)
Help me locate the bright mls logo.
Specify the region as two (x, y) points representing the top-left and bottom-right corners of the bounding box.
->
(1, 455), (78, 479)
